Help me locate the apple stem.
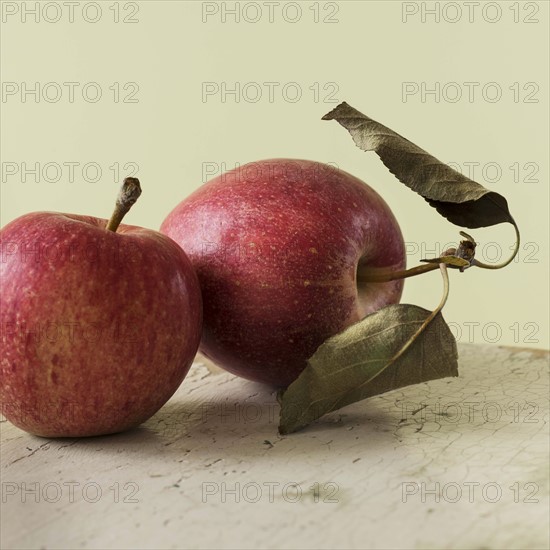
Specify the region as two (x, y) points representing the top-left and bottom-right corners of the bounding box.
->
(357, 263), (439, 283)
(359, 222), (521, 283)
(105, 177), (142, 233)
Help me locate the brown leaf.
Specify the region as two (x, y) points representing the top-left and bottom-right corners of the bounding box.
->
(279, 304), (458, 435)
(322, 102), (516, 229)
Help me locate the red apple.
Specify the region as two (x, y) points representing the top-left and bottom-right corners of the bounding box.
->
(161, 159), (405, 387)
(0, 178), (202, 437)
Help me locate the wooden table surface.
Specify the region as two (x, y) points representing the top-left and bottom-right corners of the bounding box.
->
(1, 343), (548, 550)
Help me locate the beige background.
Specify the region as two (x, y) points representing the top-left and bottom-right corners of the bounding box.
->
(1, 0), (548, 348)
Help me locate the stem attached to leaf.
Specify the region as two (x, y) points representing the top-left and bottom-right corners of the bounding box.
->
(435, 263), (450, 310)
(385, 263), (450, 367)
(473, 221), (520, 270)
(106, 177), (142, 233)
(358, 221), (520, 283)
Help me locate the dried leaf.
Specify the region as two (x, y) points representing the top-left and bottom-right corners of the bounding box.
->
(322, 102), (516, 229)
(279, 304), (458, 435)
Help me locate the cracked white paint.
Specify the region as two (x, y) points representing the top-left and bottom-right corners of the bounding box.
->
(1, 344), (548, 549)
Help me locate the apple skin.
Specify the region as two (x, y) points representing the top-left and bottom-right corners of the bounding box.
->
(161, 159), (405, 387)
(0, 212), (202, 437)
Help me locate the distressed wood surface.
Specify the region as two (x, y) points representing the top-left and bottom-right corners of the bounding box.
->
(1, 343), (548, 550)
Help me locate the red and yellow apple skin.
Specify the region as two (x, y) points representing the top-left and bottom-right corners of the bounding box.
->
(161, 159), (405, 387)
(0, 213), (202, 437)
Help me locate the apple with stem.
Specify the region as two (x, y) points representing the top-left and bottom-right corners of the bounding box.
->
(0, 178), (202, 437)
(161, 159), (406, 387)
